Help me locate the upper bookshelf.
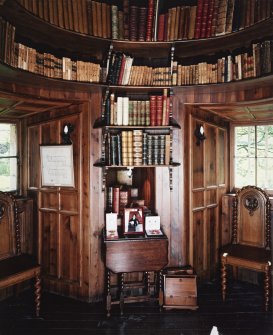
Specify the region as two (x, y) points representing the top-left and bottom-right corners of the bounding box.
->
(1, 0), (273, 60)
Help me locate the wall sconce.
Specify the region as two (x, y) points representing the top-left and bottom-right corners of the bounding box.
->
(61, 123), (74, 144)
(194, 124), (206, 146)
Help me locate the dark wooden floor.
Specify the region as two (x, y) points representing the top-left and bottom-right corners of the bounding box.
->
(0, 280), (272, 335)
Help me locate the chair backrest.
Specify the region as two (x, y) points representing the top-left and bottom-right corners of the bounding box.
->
(232, 186), (271, 250)
(0, 192), (21, 260)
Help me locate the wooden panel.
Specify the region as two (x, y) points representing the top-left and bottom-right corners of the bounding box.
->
(17, 198), (33, 254)
(28, 126), (40, 188)
(60, 191), (78, 212)
(59, 214), (80, 283)
(192, 190), (204, 209)
(40, 190), (58, 210)
(205, 125), (217, 186)
(192, 211), (204, 276)
(206, 189), (217, 206)
(192, 119), (204, 189)
(206, 207), (217, 278)
(218, 129), (226, 185)
(41, 212), (58, 278)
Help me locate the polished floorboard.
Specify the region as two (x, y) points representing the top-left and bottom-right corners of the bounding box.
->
(0, 280), (272, 335)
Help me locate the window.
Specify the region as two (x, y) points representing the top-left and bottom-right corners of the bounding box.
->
(0, 123), (18, 192)
(234, 125), (273, 190)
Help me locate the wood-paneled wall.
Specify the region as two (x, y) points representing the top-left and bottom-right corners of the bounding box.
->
(1, 73), (273, 301)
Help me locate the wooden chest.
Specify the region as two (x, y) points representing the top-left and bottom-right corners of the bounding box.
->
(163, 268), (198, 310)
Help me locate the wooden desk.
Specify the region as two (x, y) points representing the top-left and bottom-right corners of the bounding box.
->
(104, 235), (168, 316)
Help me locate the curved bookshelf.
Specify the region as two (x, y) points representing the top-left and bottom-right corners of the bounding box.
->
(1, 1), (273, 60)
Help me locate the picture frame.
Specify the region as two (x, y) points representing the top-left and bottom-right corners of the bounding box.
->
(123, 207), (144, 235)
(40, 144), (75, 187)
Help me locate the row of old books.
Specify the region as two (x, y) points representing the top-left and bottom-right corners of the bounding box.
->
(106, 185), (140, 216)
(172, 39), (273, 85)
(106, 50), (171, 86)
(159, 0), (272, 42)
(1, 18), (273, 86)
(104, 90), (170, 126)
(18, 0), (272, 41)
(105, 130), (171, 166)
(10, 43), (101, 82)
(18, 0), (158, 41)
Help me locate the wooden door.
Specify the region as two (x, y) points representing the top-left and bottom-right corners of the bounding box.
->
(190, 116), (228, 279)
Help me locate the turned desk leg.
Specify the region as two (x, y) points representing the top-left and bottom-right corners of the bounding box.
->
(159, 270), (164, 311)
(221, 259), (227, 302)
(106, 270), (111, 317)
(120, 273), (124, 316)
(146, 271), (151, 296)
(34, 272), (41, 317)
(264, 263), (271, 312)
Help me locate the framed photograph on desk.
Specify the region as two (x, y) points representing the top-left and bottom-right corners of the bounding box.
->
(123, 207), (144, 236)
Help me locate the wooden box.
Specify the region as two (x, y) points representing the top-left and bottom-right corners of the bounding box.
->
(163, 267), (198, 310)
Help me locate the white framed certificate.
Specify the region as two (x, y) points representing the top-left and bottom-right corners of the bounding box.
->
(40, 145), (75, 187)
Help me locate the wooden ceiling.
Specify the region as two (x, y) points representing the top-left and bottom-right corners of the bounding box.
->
(0, 91), (77, 119)
(1, 90), (273, 122)
(199, 100), (273, 123)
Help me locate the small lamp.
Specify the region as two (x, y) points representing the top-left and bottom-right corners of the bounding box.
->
(194, 124), (206, 146)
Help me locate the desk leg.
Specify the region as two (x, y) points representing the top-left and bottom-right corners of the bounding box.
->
(106, 270), (111, 317)
(120, 273), (124, 316)
(146, 271), (151, 296)
(159, 270), (163, 311)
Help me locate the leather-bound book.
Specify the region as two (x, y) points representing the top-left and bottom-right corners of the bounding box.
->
(225, 0), (235, 34)
(194, 0), (204, 39)
(57, 0), (64, 28)
(96, 1), (102, 37)
(149, 95), (157, 126)
(177, 7), (185, 40)
(123, 0), (129, 40)
(81, 0), (89, 34)
(239, 0), (247, 30)
(146, 0), (154, 41)
(62, 0), (69, 30)
(129, 5), (138, 41)
(118, 10), (124, 40)
(43, 0), (49, 22)
(119, 189), (130, 216)
(121, 131), (129, 166)
(215, 0), (228, 35)
(205, 0), (214, 38)
(67, 0), (74, 31)
(188, 5), (197, 39)
(156, 95), (163, 126)
(173, 6), (180, 41)
(127, 131), (133, 166)
(133, 130), (143, 166)
(112, 186), (120, 214)
(138, 6), (147, 41)
(182, 6), (190, 39)
(158, 134), (166, 165)
(111, 5), (118, 39)
(157, 13), (165, 41)
(145, 100), (150, 126)
(101, 2), (107, 38)
(200, 0), (209, 38)
(210, 0), (219, 36)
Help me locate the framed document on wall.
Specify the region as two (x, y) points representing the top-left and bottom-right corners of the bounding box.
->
(40, 144), (75, 187)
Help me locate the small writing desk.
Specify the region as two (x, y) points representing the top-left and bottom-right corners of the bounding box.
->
(103, 233), (168, 316)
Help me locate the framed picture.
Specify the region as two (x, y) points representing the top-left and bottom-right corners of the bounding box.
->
(123, 207), (144, 235)
(40, 144), (75, 187)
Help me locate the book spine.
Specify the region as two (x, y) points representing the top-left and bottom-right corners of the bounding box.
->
(138, 7), (147, 41)
(123, 0), (129, 40)
(146, 0), (154, 41)
(133, 130), (143, 166)
(112, 186), (120, 214)
(150, 96), (157, 126)
(200, 0), (209, 38)
(129, 5), (138, 41)
(121, 131), (129, 166)
(205, 0), (215, 38)
(194, 0), (204, 39)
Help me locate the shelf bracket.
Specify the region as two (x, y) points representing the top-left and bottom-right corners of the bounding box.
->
(102, 167), (107, 192)
(169, 167), (173, 191)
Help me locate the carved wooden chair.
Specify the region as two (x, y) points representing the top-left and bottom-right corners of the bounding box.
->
(0, 191), (41, 316)
(221, 185), (271, 311)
